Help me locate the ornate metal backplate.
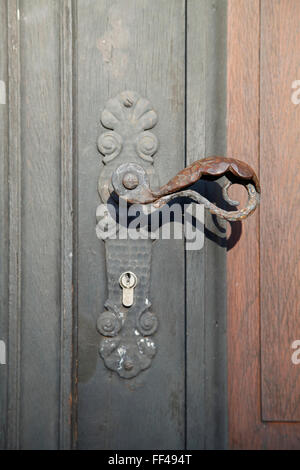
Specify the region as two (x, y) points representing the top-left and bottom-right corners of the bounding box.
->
(96, 91), (159, 378)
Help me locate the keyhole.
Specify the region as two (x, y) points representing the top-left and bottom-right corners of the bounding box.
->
(119, 272), (137, 307)
(120, 271), (137, 289)
(124, 273), (131, 287)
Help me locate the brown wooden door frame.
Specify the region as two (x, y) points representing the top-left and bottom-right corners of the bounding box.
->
(227, 0), (300, 449)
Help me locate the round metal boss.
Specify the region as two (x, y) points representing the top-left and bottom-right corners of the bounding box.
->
(111, 162), (149, 197)
(122, 172), (139, 190)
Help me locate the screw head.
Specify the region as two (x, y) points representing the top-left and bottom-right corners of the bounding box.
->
(122, 172), (139, 190)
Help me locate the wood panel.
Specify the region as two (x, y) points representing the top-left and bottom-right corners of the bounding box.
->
(2, 0), (75, 449)
(76, 0), (185, 450)
(19, 0), (62, 449)
(260, 0), (300, 422)
(0, 0), (9, 450)
(227, 0), (300, 449)
(7, 0), (22, 449)
(186, 0), (228, 450)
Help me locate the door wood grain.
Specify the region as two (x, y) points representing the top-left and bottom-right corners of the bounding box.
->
(227, 0), (300, 449)
(260, 0), (300, 422)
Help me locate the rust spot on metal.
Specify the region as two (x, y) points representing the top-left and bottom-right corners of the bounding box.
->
(152, 156), (260, 199)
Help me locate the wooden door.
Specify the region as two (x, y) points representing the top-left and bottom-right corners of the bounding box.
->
(0, 0), (228, 450)
(0, 0), (299, 451)
(227, 0), (300, 450)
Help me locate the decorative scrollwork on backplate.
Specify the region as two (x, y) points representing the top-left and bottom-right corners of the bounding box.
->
(95, 91), (159, 378)
(97, 90), (160, 203)
(136, 131), (159, 162)
(97, 304), (122, 337)
(137, 309), (158, 336)
(97, 131), (123, 163)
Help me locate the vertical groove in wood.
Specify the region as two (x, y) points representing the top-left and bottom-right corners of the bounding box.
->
(59, 0), (75, 449)
(184, 1), (187, 449)
(7, 0), (21, 450)
(202, 0), (228, 450)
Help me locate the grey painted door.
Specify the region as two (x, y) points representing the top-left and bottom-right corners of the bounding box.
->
(0, 0), (227, 450)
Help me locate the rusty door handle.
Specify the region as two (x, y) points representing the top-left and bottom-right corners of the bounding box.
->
(112, 156), (260, 222)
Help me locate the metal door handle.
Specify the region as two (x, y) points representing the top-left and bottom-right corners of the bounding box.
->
(112, 157), (260, 222)
(96, 90), (261, 379)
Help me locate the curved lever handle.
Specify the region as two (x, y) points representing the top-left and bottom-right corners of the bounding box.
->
(112, 156), (260, 222)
